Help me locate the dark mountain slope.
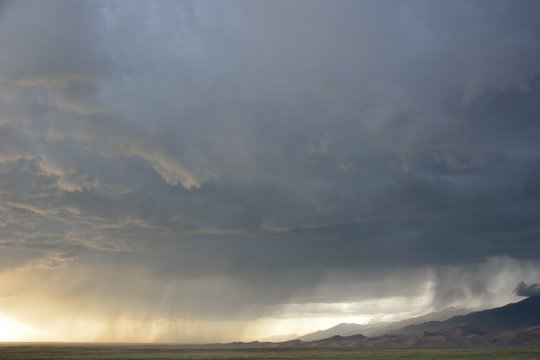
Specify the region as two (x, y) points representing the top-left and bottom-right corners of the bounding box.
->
(399, 296), (540, 334)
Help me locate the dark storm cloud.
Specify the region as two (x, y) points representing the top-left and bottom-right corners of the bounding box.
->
(1, 0), (540, 334)
(515, 282), (540, 297)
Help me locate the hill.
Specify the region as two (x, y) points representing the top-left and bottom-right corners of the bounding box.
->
(398, 296), (540, 334)
(299, 306), (470, 341)
(218, 325), (540, 348)
(214, 296), (540, 348)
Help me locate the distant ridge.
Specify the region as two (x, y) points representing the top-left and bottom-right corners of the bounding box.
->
(299, 306), (470, 341)
(299, 323), (367, 342)
(398, 296), (540, 334)
(215, 325), (540, 348)
(215, 296), (540, 348)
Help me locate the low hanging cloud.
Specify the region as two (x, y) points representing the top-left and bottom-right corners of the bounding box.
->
(515, 282), (540, 297)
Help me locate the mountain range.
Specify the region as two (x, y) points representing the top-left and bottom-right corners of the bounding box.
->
(220, 296), (540, 348)
(397, 296), (540, 334)
(298, 305), (471, 341)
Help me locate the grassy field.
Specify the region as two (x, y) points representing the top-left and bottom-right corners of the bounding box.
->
(1, 345), (540, 360)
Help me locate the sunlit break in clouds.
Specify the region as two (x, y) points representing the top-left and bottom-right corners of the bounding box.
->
(1, 0), (540, 343)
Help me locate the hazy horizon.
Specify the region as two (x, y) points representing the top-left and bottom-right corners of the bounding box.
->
(1, 0), (540, 343)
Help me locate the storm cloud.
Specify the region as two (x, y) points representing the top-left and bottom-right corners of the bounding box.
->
(515, 282), (540, 297)
(1, 0), (540, 342)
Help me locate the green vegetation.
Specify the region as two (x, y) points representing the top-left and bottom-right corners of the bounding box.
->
(1, 346), (540, 360)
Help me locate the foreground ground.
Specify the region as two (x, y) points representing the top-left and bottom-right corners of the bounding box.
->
(1, 345), (540, 360)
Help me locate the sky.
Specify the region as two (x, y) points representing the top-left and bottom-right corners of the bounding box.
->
(1, 0), (540, 343)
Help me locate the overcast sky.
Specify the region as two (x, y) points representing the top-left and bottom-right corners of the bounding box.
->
(1, 0), (540, 343)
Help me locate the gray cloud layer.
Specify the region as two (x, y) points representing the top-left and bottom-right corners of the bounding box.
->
(1, 0), (540, 341)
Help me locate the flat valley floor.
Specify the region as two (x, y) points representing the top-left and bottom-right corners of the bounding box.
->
(2, 345), (540, 360)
